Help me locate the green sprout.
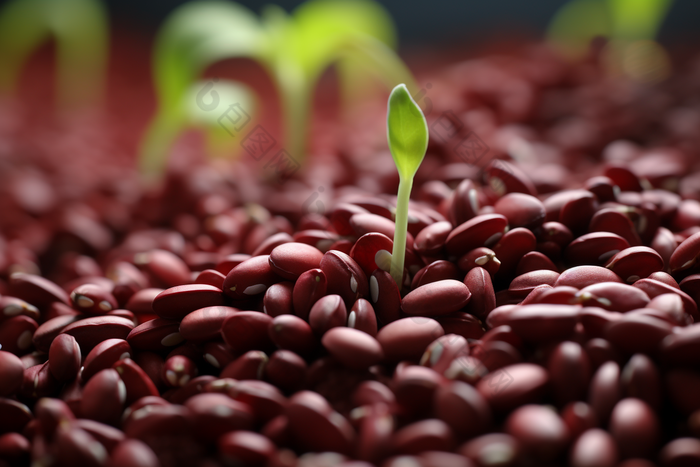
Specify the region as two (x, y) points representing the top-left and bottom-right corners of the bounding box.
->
(0, 0), (108, 107)
(140, 0), (417, 182)
(548, 0), (673, 82)
(386, 83), (428, 288)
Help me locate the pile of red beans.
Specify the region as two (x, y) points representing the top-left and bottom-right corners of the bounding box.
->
(3, 44), (700, 467)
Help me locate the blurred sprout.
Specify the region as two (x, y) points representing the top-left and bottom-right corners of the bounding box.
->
(0, 0), (108, 107)
(140, 0), (416, 182)
(548, 0), (672, 82)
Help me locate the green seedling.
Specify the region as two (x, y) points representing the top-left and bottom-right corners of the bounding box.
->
(386, 83), (428, 288)
(140, 0), (416, 181)
(548, 0), (672, 81)
(0, 0), (108, 107)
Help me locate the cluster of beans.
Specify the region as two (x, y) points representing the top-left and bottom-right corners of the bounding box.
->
(3, 45), (700, 467)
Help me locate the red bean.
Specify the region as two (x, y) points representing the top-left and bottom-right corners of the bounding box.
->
(434, 380), (491, 439)
(570, 428), (618, 467)
(411, 260), (461, 289)
(286, 391), (354, 455)
(377, 317), (444, 362)
(494, 193), (546, 229)
(670, 231), (700, 274)
(504, 304), (580, 342)
(269, 314), (316, 356)
(126, 318), (183, 352)
(152, 284), (224, 320)
(218, 431), (275, 467)
(445, 214), (509, 257)
(560, 190), (598, 234)
(320, 250), (369, 308)
(62, 316), (135, 353)
(458, 247), (501, 276)
(107, 439), (160, 467)
(331, 203), (372, 236)
(484, 159), (537, 197)
(589, 208), (642, 246)
(132, 249), (191, 288)
(604, 246), (664, 283)
(402, 280), (471, 317)
(659, 438), (700, 467)
(508, 270), (560, 297)
(293, 229), (340, 252)
(414, 221), (452, 256)
(162, 355), (198, 388)
(0, 315), (37, 355)
(223, 255), (280, 300)
(46, 334), (82, 383)
(112, 358), (159, 405)
(634, 278), (699, 321)
(292, 268), (327, 321)
(391, 419), (455, 455)
(220, 350), (268, 380)
(194, 268), (226, 289)
(322, 327), (383, 370)
(252, 232), (293, 256)
(0, 397), (33, 434)
(179, 305), (238, 343)
(476, 363), (548, 413)
(515, 251), (557, 275)
(621, 354), (661, 410)
(565, 232), (630, 266)
(449, 179), (480, 226)
(69, 283), (118, 316)
(0, 351), (24, 397)
(561, 401), (598, 440)
(459, 433), (521, 467)
(588, 361), (621, 425)
(222, 311), (274, 353)
(263, 282), (293, 317)
(267, 242), (324, 281)
(355, 404), (393, 463)
(79, 338), (130, 383)
(184, 392), (254, 440)
(348, 298), (378, 337)
(81, 368), (126, 425)
(309, 295), (348, 335)
(459, 267), (495, 320)
(392, 365), (442, 417)
(353, 380), (395, 408)
(53, 423), (108, 467)
(349, 233), (394, 277)
(548, 341), (591, 406)
(0, 296), (40, 323)
(437, 312), (485, 341)
(0, 432), (30, 465)
(575, 282), (650, 312)
(504, 404), (569, 461)
(492, 228), (538, 280)
(215, 253), (252, 275)
(227, 380), (286, 424)
(604, 314), (673, 355)
(73, 418), (124, 453)
(420, 334), (470, 376)
(350, 214), (414, 247)
(8, 272), (70, 309)
(609, 398), (659, 459)
(124, 287), (163, 316)
(555, 266), (623, 289)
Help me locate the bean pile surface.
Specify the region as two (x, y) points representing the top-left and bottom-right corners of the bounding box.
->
(2, 44), (700, 467)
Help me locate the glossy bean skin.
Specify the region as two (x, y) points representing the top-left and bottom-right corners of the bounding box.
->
(263, 281), (294, 317)
(286, 391), (354, 455)
(588, 361), (622, 425)
(269, 314), (316, 356)
(81, 369), (127, 426)
(48, 333), (82, 383)
(377, 318), (445, 362)
(548, 341), (591, 406)
(292, 268), (327, 321)
(309, 295), (348, 335)
(414, 221), (453, 256)
(152, 284), (224, 320)
(322, 327), (383, 370)
(391, 419), (455, 455)
(223, 255), (280, 300)
(570, 428), (618, 467)
(493, 193), (546, 230)
(504, 404), (569, 462)
(350, 233), (395, 276)
(411, 260), (461, 289)
(476, 363), (549, 413)
(126, 318), (183, 352)
(62, 316), (135, 353)
(669, 231), (700, 274)
(179, 305), (238, 343)
(445, 214), (509, 257)
(459, 433), (521, 467)
(609, 398), (659, 459)
(69, 283), (119, 316)
(0, 351), (24, 397)
(434, 380), (491, 439)
(458, 247), (501, 276)
(221, 311), (274, 353)
(463, 267), (496, 320)
(565, 232), (630, 266)
(348, 299), (378, 337)
(555, 266), (623, 289)
(320, 251), (369, 308)
(81, 338), (130, 382)
(605, 246), (664, 283)
(369, 269), (402, 325)
(269, 242), (324, 280)
(402, 280), (471, 317)
(576, 282), (650, 312)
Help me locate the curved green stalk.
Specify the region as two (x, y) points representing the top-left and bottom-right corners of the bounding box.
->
(0, 0), (108, 107)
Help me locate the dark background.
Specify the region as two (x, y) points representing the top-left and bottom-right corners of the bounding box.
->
(96, 0), (700, 47)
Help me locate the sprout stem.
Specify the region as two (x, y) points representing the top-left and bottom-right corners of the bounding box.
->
(390, 175), (413, 287)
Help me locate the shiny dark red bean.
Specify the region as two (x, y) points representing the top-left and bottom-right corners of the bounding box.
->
(62, 316), (134, 353)
(220, 350), (268, 380)
(659, 438), (700, 467)
(194, 268), (226, 289)
(293, 229), (339, 252)
(179, 306), (238, 343)
(575, 282), (649, 312)
(349, 233), (394, 277)
(670, 231), (700, 274)
(392, 365), (442, 417)
(434, 380), (491, 439)
(252, 232), (293, 256)
(604, 314), (673, 355)
(505, 404), (569, 461)
(81, 368), (126, 425)
(0, 297), (40, 323)
(161, 354), (198, 387)
(107, 439), (160, 467)
(458, 247), (501, 276)
(421, 334), (470, 376)
(589, 208), (642, 246)
(565, 232), (630, 266)
(377, 317), (444, 362)
(476, 363), (548, 413)
(555, 266), (623, 289)
(621, 354), (661, 410)
(462, 267), (495, 320)
(218, 431), (275, 467)
(348, 299), (378, 337)
(492, 227), (538, 280)
(493, 193), (546, 229)
(152, 284), (224, 320)
(561, 401), (598, 440)
(445, 214), (509, 257)
(221, 311), (274, 353)
(588, 361), (621, 425)
(47, 333), (82, 383)
(515, 251), (557, 275)
(484, 160), (537, 197)
(263, 282), (294, 317)
(331, 203), (371, 236)
(124, 287), (163, 316)
(634, 278), (699, 322)
(223, 255), (280, 300)
(505, 304), (580, 342)
(309, 295), (347, 335)
(292, 268), (327, 321)
(69, 283), (118, 316)
(548, 341), (591, 406)
(402, 280), (471, 317)
(570, 428), (618, 467)
(269, 242), (324, 280)
(286, 391), (354, 455)
(126, 318), (183, 352)
(8, 272), (70, 309)
(112, 358), (159, 405)
(369, 269), (401, 324)
(0, 432), (30, 465)
(391, 419), (455, 455)
(609, 398), (659, 459)
(411, 260), (461, 289)
(449, 179), (480, 226)
(132, 249), (191, 288)
(0, 351), (24, 397)
(322, 327), (383, 370)
(414, 221), (452, 256)
(185, 392), (254, 440)
(459, 433), (521, 467)
(605, 246), (664, 283)
(320, 250), (369, 308)
(508, 270), (560, 297)
(269, 314), (316, 356)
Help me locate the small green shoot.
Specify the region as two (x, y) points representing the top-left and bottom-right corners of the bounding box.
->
(547, 0), (672, 82)
(0, 0), (108, 107)
(386, 83), (428, 288)
(140, 0), (417, 182)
